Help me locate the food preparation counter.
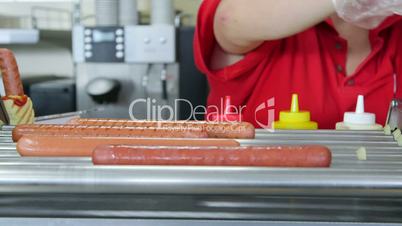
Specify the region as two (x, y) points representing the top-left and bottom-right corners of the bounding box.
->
(0, 127), (401, 225)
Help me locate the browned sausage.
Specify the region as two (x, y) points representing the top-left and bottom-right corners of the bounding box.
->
(12, 124), (209, 142)
(17, 135), (240, 157)
(92, 145), (332, 167)
(68, 118), (255, 139)
(0, 49), (24, 96)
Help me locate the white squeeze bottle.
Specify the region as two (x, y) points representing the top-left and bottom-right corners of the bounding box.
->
(336, 95), (383, 130)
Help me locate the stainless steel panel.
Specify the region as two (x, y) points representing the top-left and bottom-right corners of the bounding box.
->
(72, 25), (85, 63)
(2, 218), (401, 226)
(75, 63), (179, 119)
(0, 127), (401, 223)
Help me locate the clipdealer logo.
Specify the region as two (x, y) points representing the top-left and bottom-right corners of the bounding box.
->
(254, 97), (275, 131)
(128, 97), (276, 130)
(129, 98), (207, 121)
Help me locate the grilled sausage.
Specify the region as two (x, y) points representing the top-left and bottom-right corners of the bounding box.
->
(12, 124), (209, 142)
(0, 49), (24, 96)
(68, 118), (255, 139)
(17, 135), (240, 157)
(92, 145), (332, 167)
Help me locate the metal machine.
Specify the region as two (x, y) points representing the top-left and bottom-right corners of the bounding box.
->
(73, 0), (183, 119)
(0, 121), (401, 225)
(4, 1), (402, 225)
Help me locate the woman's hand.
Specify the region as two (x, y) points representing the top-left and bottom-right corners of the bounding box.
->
(332, 0), (402, 28)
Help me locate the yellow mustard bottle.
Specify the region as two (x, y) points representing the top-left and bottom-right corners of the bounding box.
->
(272, 94), (318, 130)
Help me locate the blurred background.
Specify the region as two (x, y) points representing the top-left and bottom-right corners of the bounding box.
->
(0, 0), (206, 120)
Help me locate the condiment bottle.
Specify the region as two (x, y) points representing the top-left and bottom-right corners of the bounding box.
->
(208, 96), (243, 122)
(272, 94), (318, 130)
(336, 95), (383, 130)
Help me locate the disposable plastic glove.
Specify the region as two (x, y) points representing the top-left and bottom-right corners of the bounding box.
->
(332, 0), (402, 29)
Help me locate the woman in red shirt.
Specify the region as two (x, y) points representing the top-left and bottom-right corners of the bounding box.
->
(194, 0), (402, 129)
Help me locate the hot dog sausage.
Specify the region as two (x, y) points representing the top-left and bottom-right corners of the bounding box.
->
(17, 135), (240, 157)
(92, 145), (332, 167)
(12, 124), (208, 142)
(68, 118), (255, 139)
(0, 49), (24, 96)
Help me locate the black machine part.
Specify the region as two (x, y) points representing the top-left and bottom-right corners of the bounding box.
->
(30, 79), (76, 117)
(86, 77), (121, 104)
(178, 27), (208, 120)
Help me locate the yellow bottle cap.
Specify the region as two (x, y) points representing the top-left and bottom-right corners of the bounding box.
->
(273, 94), (318, 130)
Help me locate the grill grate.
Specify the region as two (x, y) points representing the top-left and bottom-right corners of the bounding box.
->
(0, 127), (401, 222)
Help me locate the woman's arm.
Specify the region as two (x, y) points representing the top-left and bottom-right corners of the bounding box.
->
(214, 0), (335, 54)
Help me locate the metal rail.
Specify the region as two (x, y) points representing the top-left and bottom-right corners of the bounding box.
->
(0, 129), (401, 196)
(0, 128), (401, 224)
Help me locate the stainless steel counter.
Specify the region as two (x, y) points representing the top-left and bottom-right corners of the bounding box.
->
(0, 127), (401, 225)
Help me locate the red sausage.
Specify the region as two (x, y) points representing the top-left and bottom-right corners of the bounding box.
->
(92, 145), (332, 167)
(0, 48), (24, 96)
(12, 124), (208, 142)
(68, 118), (255, 139)
(17, 135), (240, 157)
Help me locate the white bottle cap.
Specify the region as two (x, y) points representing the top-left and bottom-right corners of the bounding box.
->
(343, 95), (376, 125)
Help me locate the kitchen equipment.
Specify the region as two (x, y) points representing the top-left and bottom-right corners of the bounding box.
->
(336, 95), (383, 130)
(73, 0), (178, 120)
(386, 98), (402, 131)
(30, 79), (76, 116)
(86, 77), (121, 104)
(273, 94), (318, 130)
(0, 120), (401, 225)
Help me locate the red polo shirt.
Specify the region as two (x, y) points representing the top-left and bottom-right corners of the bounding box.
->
(194, 0), (402, 129)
